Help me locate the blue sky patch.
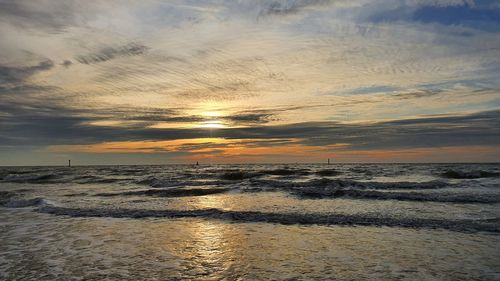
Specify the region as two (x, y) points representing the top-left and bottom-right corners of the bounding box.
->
(344, 85), (401, 95)
(413, 5), (500, 31)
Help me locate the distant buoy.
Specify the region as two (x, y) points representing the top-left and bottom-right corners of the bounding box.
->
(68, 160), (71, 167)
(196, 161), (199, 166)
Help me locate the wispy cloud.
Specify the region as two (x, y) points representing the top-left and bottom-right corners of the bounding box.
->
(0, 60), (53, 85)
(76, 43), (150, 64)
(256, 0), (331, 17)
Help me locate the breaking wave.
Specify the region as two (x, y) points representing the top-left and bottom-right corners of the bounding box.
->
(315, 169), (341, 176)
(135, 176), (224, 188)
(218, 168), (313, 181)
(291, 188), (500, 203)
(259, 168), (311, 176)
(95, 182), (495, 203)
(95, 188), (230, 197)
(73, 175), (133, 184)
(440, 170), (500, 179)
(0, 191), (46, 208)
(36, 205), (500, 233)
(136, 177), (192, 188)
(2, 197), (46, 208)
(220, 171), (263, 181)
(248, 178), (450, 190)
(1, 173), (58, 183)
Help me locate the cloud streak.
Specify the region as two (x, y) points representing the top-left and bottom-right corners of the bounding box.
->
(0, 60), (53, 85)
(76, 43), (150, 64)
(257, 0), (331, 16)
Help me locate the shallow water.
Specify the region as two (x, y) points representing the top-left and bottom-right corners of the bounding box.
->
(1, 163), (499, 280)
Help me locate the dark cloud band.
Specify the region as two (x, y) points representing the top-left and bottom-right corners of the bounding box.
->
(76, 43), (150, 65)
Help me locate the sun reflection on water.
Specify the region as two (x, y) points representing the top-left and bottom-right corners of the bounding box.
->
(174, 195), (239, 277)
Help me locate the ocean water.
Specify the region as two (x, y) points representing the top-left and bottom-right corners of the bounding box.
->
(0, 163), (499, 280)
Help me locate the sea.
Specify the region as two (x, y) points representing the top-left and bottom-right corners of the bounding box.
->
(1, 163), (499, 280)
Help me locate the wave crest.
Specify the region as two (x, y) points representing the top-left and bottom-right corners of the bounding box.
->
(95, 188), (230, 197)
(36, 206), (500, 233)
(441, 170), (500, 179)
(292, 188), (500, 203)
(1, 173), (57, 183)
(249, 178), (449, 190)
(0, 191), (47, 208)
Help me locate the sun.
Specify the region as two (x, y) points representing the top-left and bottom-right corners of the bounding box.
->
(194, 110), (227, 128)
(198, 120), (226, 129)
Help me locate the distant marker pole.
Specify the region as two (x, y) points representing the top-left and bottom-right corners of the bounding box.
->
(68, 160), (71, 167)
(328, 158), (330, 165)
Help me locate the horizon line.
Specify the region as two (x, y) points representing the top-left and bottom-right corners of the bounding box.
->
(1, 161), (499, 167)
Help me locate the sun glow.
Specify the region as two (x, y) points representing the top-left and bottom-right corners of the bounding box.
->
(198, 120), (226, 129)
(202, 111), (223, 118)
(197, 109), (227, 128)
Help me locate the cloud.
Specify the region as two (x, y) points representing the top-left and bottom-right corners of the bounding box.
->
(76, 43), (150, 64)
(390, 89), (444, 100)
(0, 60), (53, 85)
(2, 96), (499, 150)
(257, 0), (331, 17)
(223, 111), (275, 124)
(0, 0), (104, 32)
(61, 60), (72, 68)
(340, 85), (401, 95)
(219, 109), (500, 150)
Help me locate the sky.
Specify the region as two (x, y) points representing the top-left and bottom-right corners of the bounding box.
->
(0, 0), (499, 165)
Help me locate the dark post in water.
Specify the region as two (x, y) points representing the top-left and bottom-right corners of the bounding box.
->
(68, 160), (71, 167)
